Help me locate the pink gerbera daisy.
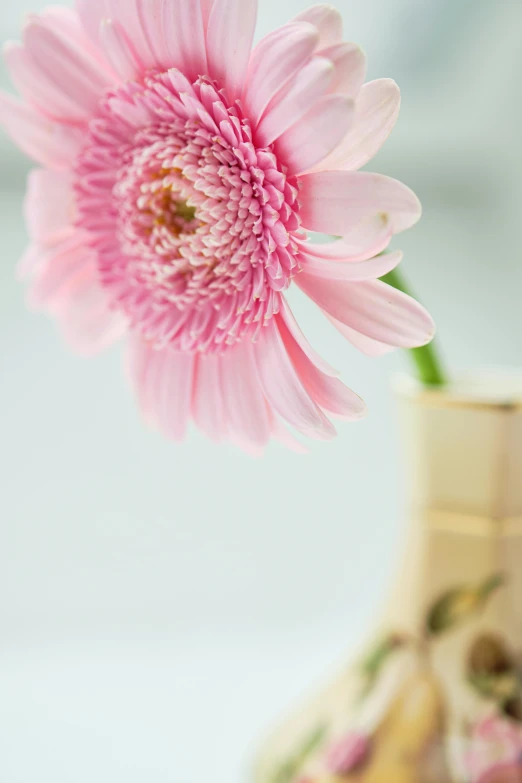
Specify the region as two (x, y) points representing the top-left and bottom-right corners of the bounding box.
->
(0, 0), (434, 453)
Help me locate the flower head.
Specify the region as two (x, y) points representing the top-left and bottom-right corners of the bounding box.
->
(0, 1), (434, 452)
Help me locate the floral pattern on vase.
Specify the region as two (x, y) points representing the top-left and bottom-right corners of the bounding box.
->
(268, 573), (522, 783)
(466, 714), (522, 783)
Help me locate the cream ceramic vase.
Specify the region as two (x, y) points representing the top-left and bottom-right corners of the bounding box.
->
(254, 370), (522, 783)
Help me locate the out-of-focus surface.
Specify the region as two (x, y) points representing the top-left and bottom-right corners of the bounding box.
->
(0, 1), (521, 781)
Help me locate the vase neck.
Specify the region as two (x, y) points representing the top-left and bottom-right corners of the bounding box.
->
(399, 394), (522, 526)
(383, 390), (522, 637)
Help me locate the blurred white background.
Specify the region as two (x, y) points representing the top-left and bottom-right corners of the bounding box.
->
(1, 1), (521, 781)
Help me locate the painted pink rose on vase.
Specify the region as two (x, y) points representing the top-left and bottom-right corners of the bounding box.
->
(326, 730), (372, 773)
(467, 714), (522, 783)
(0, 1), (434, 453)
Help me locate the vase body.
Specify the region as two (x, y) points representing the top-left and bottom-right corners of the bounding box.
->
(254, 370), (522, 783)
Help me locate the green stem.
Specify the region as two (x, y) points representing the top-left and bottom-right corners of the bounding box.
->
(380, 268), (448, 388)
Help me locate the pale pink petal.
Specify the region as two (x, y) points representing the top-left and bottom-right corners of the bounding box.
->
(299, 249), (403, 281)
(244, 22), (319, 126)
(59, 299), (125, 355)
(192, 353), (227, 442)
(220, 340), (271, 452)
(134, 0), (170, 68)
(276, 313), (367, 421)
(325, 315), (395, 356)
(3, 41), (80, 121)
(156, 350), (196, 441)
(41, 7), (117, 71)
(27, 234), (96, 311)
(207, 0), (257, 100)
(0, 91), (85, 168)
(296, 216), (392, 262)
(322, 42), (366, 98)
(22, 17), (115, 120)
(77, 0), (159, 70)
(105, 0), (157, 69)
(200, 0), (214, 27)
(298, 170), (422, 235)
(279, 296), (339, 377)
(267, 408), (309, 454)
(24, 169), (75, 243)
(253, 320), (336, 440)
(18, 244), (42, 281)
(76, 0), (107, 43)
(44, 258), (125, 355)
(256, 56), (334, 147)
(276, 95), (354, 175)
(317, 79), (401, 172)
(162, 0), (208, 79)
(43, 7), (90, 39)
(99, 18), (143, 81)
(128, 337), (195, 440)
(292, 4), (343, 48)
(126, 334), (153, 417)
(296, 274), (435, 348)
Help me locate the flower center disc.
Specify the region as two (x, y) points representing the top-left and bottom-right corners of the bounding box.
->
(75, 71), (303, 354)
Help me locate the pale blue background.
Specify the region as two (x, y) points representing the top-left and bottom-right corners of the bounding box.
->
(1, 1), (521, 781)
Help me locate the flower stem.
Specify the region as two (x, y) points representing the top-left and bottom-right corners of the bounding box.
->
(380, 268), (448, 387)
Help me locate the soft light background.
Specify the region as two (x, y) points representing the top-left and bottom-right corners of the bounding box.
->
(0, 1), (521, 781)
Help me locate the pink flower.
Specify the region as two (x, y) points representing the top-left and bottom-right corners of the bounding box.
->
(0, 1), (434, 453)
(467, 715), (522, 783)
(326, 731), (371, 773)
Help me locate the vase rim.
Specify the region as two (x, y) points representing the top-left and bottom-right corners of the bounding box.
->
(393, 367), (522, 411)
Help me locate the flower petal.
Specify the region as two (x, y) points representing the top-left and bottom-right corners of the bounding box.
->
(317, 78), (401, 171)
(162, 0), (208, 79)
(4, 41), (87, 122)
(79, 0), (173, 70)
(298, 170), (422, 235)
(256, 56), (334, 147)
(296, 216), (392, 262)
(30, 241), (126, 355)
(106, 0), (157, 68)
(0, 90), (85, 168)
(22, 16), (115, 120)
(220, 340), (271, 452)
(135, 0), (170, 68)
(253, 320), (336, 440)
(201, 0), (214, 27)
(296, 274), (436, 349)
(207, 0), (257, 100)
(25, 169), (75, 243)
(292, 4), (343, 49)
(99, 18), (143, 82)
(244, 22), (319, 126)
(268, 411), (309, 454)
(58, 290), (125, 355)
(192, 353), (227, 442)
(325, 315), (396, 356)
(128, 337), (195, 441)
(41, 6), (115, 70)
(299, 249), (403, 281)
(322, 42), (366, 98)
(276, 95), (354, 175)
(27, 233), (96, 311)
(276, 313), (367, 421)
(279, 296), (339, 377)
(77, 0), (107, 43)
